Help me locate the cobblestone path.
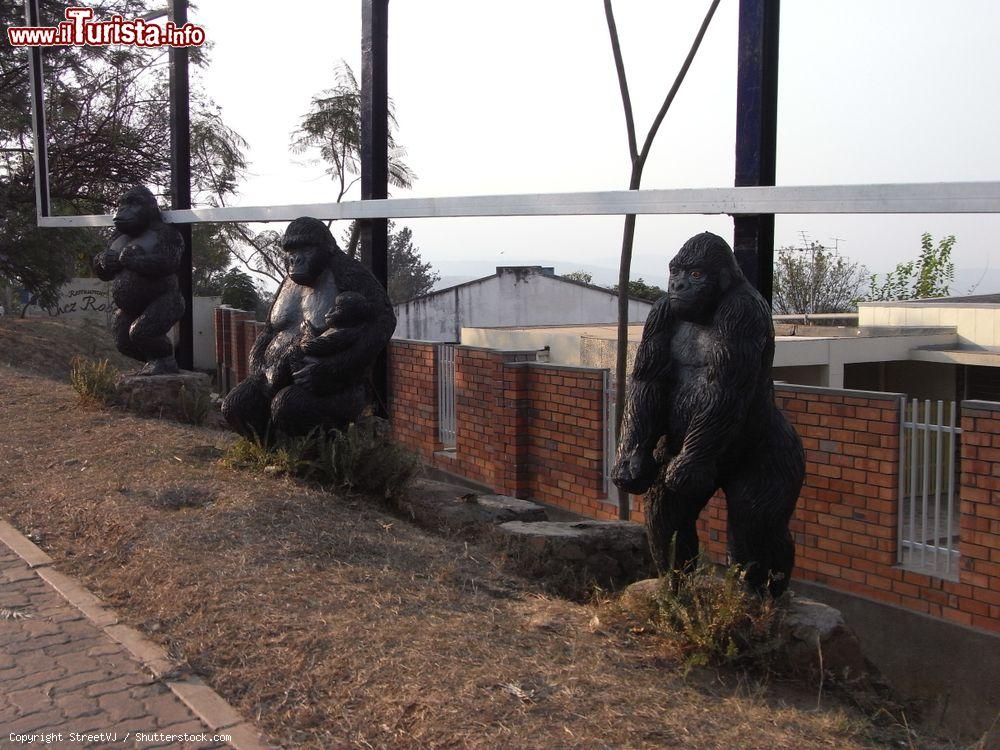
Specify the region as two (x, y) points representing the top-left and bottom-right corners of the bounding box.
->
(0, 543), (229, 749)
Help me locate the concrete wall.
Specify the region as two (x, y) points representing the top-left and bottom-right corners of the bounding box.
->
(192, 296), (222, 372)
(860, 300), (1000, 348)
(394, 268), (653, 342)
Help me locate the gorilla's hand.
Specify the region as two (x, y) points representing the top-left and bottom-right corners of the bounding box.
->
(611, 449), (658, 495)
(94, 248), (123, 277)
(118, 242), (144, 265)
(663, 455), (717, 499)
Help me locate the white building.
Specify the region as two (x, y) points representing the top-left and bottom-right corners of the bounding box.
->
(393, 266), (653, 342)
(459, 294), (1000, 403)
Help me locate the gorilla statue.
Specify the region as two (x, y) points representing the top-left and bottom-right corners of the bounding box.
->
(93, 186), (184, 375)
(612, 232), (804, 597)
(222, 217), (396, 440)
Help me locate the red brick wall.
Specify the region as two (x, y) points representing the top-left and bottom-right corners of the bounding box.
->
(510, 363), (616, 517)
(389, 339), (441, 458)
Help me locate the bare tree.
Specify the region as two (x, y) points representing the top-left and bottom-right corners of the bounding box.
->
(773, 239), (869, 315)
(604, 0), (722, 519)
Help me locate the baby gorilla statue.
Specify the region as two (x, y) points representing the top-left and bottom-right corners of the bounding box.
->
(612, 232), (804, 597)
(93, 185), (184, 375)
(298, 291), (371, 360)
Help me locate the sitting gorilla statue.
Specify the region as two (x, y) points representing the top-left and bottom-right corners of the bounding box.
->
(222, 217), (396, 439)
(612, 232), (804, 597)
(92, 185), (185, 375)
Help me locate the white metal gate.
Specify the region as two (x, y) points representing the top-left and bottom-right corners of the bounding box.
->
(438, 344), (457, 448)
(898, 398), (961, 580)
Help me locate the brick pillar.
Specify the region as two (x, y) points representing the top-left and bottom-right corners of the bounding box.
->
(228, 310), (252, 385)
(959, 401), (1000, 632)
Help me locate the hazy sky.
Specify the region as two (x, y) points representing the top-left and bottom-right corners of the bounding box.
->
(188, 0), (1000, 285)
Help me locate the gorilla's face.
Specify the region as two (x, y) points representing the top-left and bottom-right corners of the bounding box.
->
(113, 186), (159, 237)
(284, 244), (330, 287)
(666, 233), (741, 322)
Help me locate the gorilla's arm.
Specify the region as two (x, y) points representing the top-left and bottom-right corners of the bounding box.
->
(612, 296), (673, 494)
(664, 286), (769, 494)
(93, 235), (123, 281)
(119, 224), (183, 277)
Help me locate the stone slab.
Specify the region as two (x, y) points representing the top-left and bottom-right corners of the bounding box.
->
(495, 520), (655, 596)
(400, 479), (548, 536)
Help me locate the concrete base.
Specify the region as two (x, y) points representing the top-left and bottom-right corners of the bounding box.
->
(792, 579), (1000, 738)
(495, 520), (655, 597)
(115, 371), (212, 422)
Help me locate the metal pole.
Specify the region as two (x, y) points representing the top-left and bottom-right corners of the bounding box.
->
(170, 0), (194, 370)
(361, 0), (390, 412)
(25, 0), (50, 220)
(733, 0), (779, 303)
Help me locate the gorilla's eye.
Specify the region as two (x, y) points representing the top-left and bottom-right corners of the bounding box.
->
(690, 269), (705, 280)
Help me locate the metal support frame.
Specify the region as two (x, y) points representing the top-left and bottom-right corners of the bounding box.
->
(361, 0), (390, 413)
(734, 0), (780, 303)
(25, 0), (50, 220)
(169, 0), (194, 371)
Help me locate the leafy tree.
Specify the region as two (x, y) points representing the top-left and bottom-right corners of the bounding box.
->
(563, 271), (594, 284)
(386, 222), (438, 304)
(218, 268), (262, 312)
(864, 233), (956, 301)
(291, 60), (415, 258)
(0, 1), (248, 308)
(772, 241), (868, 314)
(611, 278), (667, 303)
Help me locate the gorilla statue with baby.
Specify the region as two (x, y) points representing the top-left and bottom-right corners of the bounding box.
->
(612, 232), (804, 597)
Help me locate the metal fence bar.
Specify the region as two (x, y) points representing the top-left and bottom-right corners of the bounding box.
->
(934, 400), (944, 573)
(898, 398), (962, 580)
(437, 344), (456, 448)
(921, 400), (930, 568)
(898, 396), (906, 564)
(33, 181), (1000, 228)
(909, 399), (918, 566)
(946, 401), (957, 577)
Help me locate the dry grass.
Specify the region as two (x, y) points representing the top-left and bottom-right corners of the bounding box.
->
(0, 322), (953, 749)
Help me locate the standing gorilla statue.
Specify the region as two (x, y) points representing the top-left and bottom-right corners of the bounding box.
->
(93, 185), (184, 375)
(612, 232), (804, 597)
(222, 217), (396, 439)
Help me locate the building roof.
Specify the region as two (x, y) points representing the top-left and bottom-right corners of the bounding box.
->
(397, 266), (655, 307)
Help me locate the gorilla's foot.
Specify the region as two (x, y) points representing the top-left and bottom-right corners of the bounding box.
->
(137, 356), (180, 376)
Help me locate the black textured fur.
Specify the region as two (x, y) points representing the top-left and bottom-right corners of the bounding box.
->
(92, 186), (184, 375)
(222, 217), (396, 439)
(612, 232), (804, 597)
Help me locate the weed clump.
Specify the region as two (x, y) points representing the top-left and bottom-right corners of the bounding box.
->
(223, 417), (418, 501)
(178, 384), (213, 425)
(69, 356), (118, 405)
(648, 556), (782, 672)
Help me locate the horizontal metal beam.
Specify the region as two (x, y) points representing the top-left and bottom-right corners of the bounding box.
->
(37, 180), (1000, 227)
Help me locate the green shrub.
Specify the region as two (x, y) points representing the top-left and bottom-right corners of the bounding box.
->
(69, 356), (118, 405)
(222, 417), (418, 500)
(650, 554), (782, 672)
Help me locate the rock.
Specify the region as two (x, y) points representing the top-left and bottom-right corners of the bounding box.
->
(781, 595), (868, 682)
(114, 371), (212, 422)
(494, 520), (655, 597)
(619, 577), (666, 618)
(399, 479), (548, 537)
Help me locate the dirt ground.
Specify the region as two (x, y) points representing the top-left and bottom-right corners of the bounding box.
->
(0, 320), (955, 749)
